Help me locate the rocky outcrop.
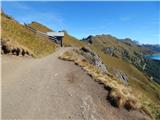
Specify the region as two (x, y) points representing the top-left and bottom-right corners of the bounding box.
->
(1, 40), (32, 57)
(102, 47), (130, 59)
(1, 42), (11, 54)
(59, 50), (142, 112)
(83, 35), (94, 44)
(103, 47), (115, 56)
(80, 47), (108, 74)
(112, 69), (128, 85)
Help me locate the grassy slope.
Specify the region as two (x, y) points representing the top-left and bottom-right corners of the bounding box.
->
(28, 22), (84, 47)
(90, 43), (160, 119)
(89, 35), (142, 59)
(28, 22), (53, 32)
(1, 14), (56, 57)
(90, 36), (160, 84)
(60, 32), (160, 118)
(92, 45), (159, 99)
(63, 33), (84, 47)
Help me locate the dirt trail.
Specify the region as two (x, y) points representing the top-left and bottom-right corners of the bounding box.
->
(2, 47), (148, 120)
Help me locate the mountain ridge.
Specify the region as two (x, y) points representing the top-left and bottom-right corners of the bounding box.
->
(1, 12), (160, 120)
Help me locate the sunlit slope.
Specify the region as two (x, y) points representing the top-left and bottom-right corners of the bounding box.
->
(28, 22), (53, 32)
(87, 35), (160, 103)
(82, 34), (160, 119)
(1, 13), (56, 57)
(83, 35), (160, 82)
(63, 32), (84, 47)
(27, 22), (84, 47)
(92, 45), (159, 100)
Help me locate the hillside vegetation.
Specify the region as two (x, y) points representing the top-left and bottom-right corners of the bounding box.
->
(83, 35), (160, 83)
(1, 13), (56, 57)
(59, 48), (159, 119)
(62, 32), (84, 47)
(27, 22), (84, 47)
(82, 35), (160, 119)
(28, 22), (53, 32)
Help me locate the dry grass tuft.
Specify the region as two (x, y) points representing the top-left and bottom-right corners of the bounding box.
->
(59, 49), (160, 119)
(58, 49), (144, 112)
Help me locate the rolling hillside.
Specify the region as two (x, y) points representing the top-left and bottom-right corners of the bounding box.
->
(1, 12), (56, 57)
(82, 35), (160, 119)
(83, 35), (160, 83)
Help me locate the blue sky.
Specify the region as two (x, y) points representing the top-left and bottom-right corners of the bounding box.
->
(2, 1), (160, 44)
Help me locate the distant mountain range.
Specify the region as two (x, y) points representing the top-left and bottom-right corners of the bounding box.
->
(141, 44), (160, 55)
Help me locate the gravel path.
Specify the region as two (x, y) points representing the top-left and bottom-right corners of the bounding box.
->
(2, 47), (148, 120)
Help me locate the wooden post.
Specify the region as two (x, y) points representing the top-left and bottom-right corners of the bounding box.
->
(57, 36), (63, 47)
(60, 37), (63, 47)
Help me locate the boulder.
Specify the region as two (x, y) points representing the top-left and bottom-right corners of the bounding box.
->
(113, 69), (128, 85)
(1, 39), (32, 57)
(80, 47), (108, 74)
(103, 47), (115, 56)
(16, 48), (20, 56)
(85, 35), (93, 44)
(1, 41), (11, 54)
(2, 45), (10, 54)
(22, 49), (25, 56)
(107, 89), (124, 108)
(11, 48), (17, 55)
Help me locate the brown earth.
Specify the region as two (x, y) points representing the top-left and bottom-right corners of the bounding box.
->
(2, 47), (149, 120)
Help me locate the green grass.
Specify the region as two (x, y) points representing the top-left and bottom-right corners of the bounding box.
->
(1, 13), (56, 57)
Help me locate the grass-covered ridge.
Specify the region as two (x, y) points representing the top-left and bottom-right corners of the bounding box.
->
(63, 32), (84, 47)
(83, 35), (160, 83)
(28, 21), (53, 32)
(1, 13), (56, 57)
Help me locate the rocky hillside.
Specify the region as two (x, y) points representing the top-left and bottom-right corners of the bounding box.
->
(82, 35), (160, 119)
(82, 35), (160, 83)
